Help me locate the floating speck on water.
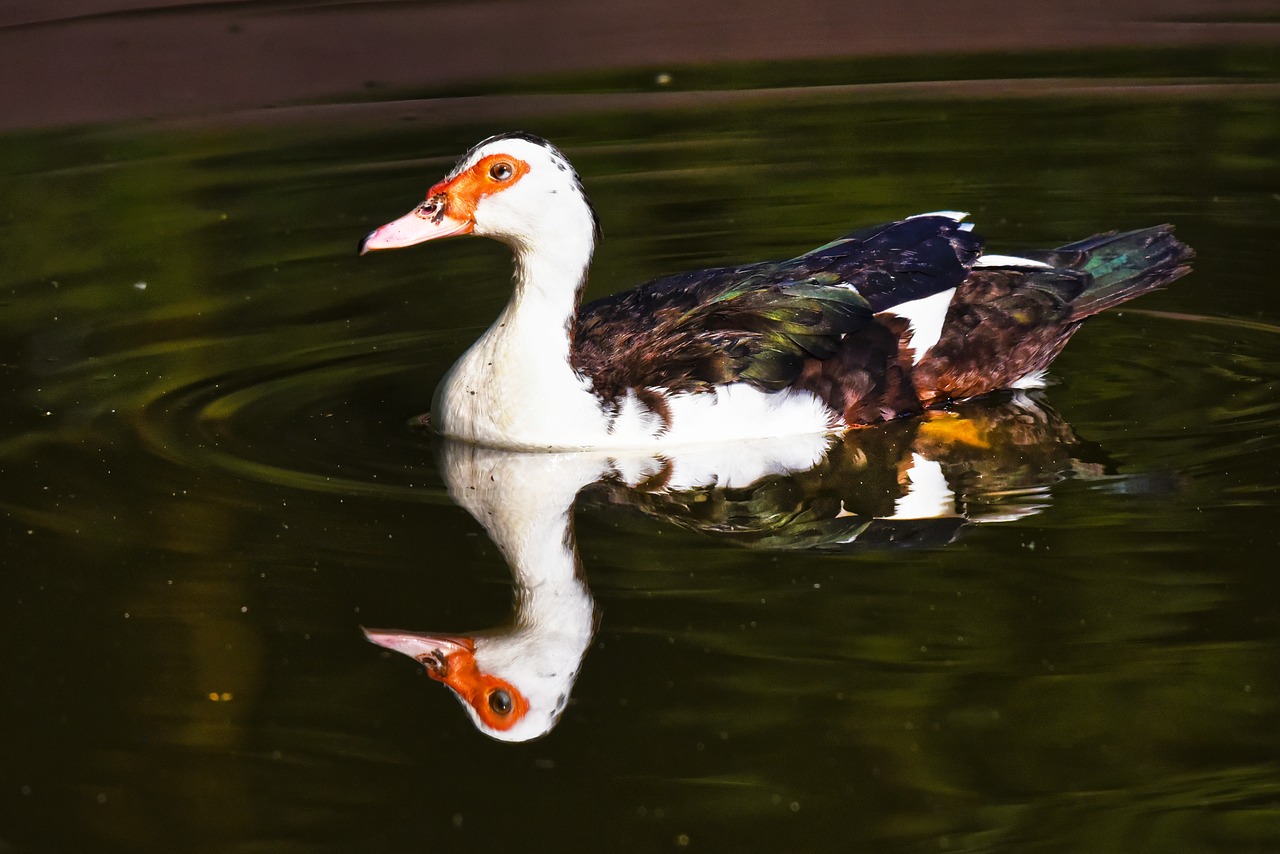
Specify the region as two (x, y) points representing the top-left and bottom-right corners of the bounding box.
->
(133, 281), (147, 290)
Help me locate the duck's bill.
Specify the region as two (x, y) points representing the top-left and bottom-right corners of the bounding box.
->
(358, 208), (472, 254)
(362, 627), (474, 666)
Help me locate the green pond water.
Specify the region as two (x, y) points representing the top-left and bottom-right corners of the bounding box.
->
(1, 48), (1279, 853)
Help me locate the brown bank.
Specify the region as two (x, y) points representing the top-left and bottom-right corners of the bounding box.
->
(2, 0), (1280, 130)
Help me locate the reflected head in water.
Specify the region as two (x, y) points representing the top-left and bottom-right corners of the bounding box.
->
(365, 397), (1128, 741)
(365, 440), (603, 742)
(363, 628), (579, 743)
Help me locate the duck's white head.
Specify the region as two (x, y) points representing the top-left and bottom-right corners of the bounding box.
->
(363, 624), (586, 743)
(359, 132), (600, 257)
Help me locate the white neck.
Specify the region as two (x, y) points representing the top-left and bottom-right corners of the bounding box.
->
(441, 442), (602, 740)
(433, 217), (607, 449)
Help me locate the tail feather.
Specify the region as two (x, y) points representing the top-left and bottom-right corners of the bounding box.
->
(908, 224), (1193, 411)
(1050, 225), (1194, 320)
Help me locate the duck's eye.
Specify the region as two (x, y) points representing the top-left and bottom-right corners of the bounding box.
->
(489, 161), (514, 182)
(487, 689), (513, 715)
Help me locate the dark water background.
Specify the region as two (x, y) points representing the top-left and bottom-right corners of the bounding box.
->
(1, 15), (1280, 853)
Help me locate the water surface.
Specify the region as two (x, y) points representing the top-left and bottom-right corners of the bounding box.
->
(1, 45), (1279, 853)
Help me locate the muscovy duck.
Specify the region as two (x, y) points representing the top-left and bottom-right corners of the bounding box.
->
(360, 133), (1193, 451)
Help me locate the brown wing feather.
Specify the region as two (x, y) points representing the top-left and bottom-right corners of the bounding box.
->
(795, 315), (923, 424)
(570, 216), (982, 404)
(912, 268), (1087, 406)
(571, 273), (871, 402)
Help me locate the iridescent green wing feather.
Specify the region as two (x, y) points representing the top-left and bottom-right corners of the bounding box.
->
(572, 216), (982, 401)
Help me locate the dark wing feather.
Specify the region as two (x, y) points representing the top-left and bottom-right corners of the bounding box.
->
(1005, 225), (1193, 318)
(572, 216), (982, 401)
(912, 225), (1194, 406)
(912, 267), (1087, 405)
(798, 215), (982, 311)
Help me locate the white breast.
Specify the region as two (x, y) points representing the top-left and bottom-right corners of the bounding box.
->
(605, 383), (841, 450)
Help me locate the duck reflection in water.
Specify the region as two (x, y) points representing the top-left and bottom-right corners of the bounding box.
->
(365, 394), (1120, 742)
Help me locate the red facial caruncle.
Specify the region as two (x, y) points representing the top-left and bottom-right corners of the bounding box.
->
(359, 153), (530, 254)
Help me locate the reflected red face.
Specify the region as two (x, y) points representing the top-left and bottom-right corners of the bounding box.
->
(414, 635), (531, 733)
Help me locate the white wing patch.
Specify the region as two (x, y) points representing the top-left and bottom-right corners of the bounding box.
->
(975, 254), (1053, 269)
(908, 210), (969, 221)
(907, 210), (975, 232)
(883, 287), (955, 365)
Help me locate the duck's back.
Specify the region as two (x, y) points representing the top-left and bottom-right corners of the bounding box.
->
(571, 214), (982, 407)
(572, 219), (1192, 430)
